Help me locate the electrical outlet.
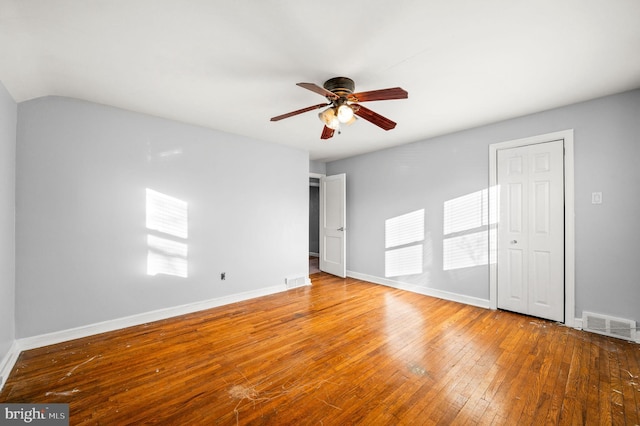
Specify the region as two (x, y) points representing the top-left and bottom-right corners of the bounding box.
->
(592, 192), (602, 204)
(221, 272), (226, 280)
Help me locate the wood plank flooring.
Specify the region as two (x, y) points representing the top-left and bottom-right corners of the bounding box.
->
(2, 273), (639, 425)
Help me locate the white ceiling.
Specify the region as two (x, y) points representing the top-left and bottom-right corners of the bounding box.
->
(1, 1), (639, 162)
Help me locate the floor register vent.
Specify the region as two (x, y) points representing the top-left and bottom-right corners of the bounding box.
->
(582, 311), (637, 342)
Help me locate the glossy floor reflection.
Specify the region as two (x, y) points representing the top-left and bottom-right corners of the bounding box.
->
(2, 273), (639, 424)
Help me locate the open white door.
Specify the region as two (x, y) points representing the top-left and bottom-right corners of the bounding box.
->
(320, 173), (346, 277)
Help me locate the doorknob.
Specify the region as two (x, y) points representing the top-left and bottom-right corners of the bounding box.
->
(338, 227), (345, 231)
(510, 240), (517, 244)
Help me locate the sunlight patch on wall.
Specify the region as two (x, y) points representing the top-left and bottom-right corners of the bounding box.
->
(385, 209), (424, 248)
(385, 209), (424, 277)
(444, 187), (496, 234)
(443, 188), (497, 271)
(385, 245), (423, 277)
(146, 188), (188, 238)
(147, 235), (188, 277)
(146, 189), (188, 278)
(443, 228), (497, 271)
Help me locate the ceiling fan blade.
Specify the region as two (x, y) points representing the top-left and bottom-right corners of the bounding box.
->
(352, 105), (397, 131)
(348, 87), (408, 103)
(297, 82), (339, 100)
(270, 103), (329, 121)
(320, 125), (335, 139)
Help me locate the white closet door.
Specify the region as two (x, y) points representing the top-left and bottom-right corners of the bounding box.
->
(497, 140), (564, 322)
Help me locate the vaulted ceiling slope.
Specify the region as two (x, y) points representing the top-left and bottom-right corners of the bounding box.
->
(1, 1), (639, 161)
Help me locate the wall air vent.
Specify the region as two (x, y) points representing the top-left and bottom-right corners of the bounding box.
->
(582, 311), (637, 342)
(285, 276), (309, 290)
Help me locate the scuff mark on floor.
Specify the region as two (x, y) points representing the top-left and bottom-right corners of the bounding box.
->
(226, 367), (341, 426)
(407, 363), (429, 377)
(59, 355), (100, 381)
(529, 321), (547, 328)
(46, 388), (80, 396)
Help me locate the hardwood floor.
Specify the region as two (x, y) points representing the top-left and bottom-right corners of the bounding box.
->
(2, 273), (639, 425)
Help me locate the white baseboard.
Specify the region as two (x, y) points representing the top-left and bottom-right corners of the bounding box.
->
(18, 284), (288, 352)
(2, 278), (624, 393)
(346, 272), (597, 334)
(573, 318), (583, 330)
(347, 270), (492, 309)
(0, 284), (288, 392)
(0, 340), (20, 391)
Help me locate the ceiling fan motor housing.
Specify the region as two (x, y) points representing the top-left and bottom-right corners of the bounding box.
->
(323, 77), (355, 96)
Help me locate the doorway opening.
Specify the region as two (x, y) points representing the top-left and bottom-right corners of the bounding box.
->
(309, 176), (320, 274)
(308, 172), (347, 278)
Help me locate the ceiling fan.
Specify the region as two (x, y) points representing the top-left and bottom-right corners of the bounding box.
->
(270, 77), (408, 139)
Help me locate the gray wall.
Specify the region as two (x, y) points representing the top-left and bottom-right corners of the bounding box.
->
(327, 89), (640, 323)
(0, 82), (16, 360)
(309, 160), (326, 175)
(16, 97), (309, 338)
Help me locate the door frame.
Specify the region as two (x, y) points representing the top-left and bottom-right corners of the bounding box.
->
(489, 129), (575, 327)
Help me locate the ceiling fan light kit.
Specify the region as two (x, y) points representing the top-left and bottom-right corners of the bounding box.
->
(336, 103), (354, 123)
(271, 76), (408, 139)
(318, 107), (339, 130)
